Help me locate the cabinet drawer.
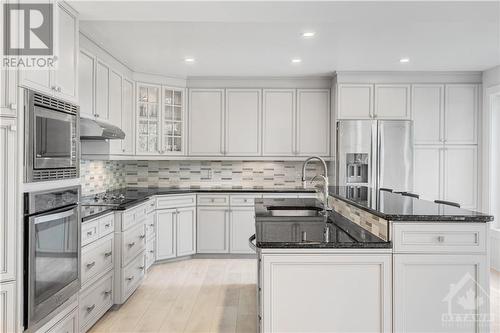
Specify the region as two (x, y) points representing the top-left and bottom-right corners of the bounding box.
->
(79, 271), (113, 331)
(392, 223), (487, 253)
(230, 194), (261, 206)
(146, 238), (156, 270)
(82, 234), (114, 286)
(82, 220), (99, 246)
(145, 212), (156, 240)
(98, 214), (115, 237)
(122, 203), (148, 231)
(156, 195), (196, 209)
(197, 194), (229, 206)
(122, 252), (145, 299)
(122, 223), (146, 266)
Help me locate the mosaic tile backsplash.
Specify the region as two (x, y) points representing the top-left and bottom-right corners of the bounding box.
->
(81, 160), (324, 196)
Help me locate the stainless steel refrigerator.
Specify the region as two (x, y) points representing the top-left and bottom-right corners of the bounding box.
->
(336, 120), (413, 196)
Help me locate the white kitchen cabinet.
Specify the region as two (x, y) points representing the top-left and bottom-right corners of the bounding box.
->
(413, 145), (442, 202)
(176, 207), (196, 256)
(20, 2), (78, 104)
(0, 118), (16, 282)
(260, 253), (392, 333)
(161, 87), (185, 155)
(374, 84), (410, 119)
(136, 83), (161, 155)
(393, 254), (488, 333)
(189, 89), (225, 156)
(230, 207), (256, 254)
(443, 146), (478, 210)
(0, 281), (15, 333)
(121, 78), (135, 154)
(225, 89), (261, 156)
(0, 68), (17, 117)
(444, 84), (478, 145)
(262, 89), (296, 156)
(337, 84), (373, 119)
(95, 59), (110, 120)
(108, 70), (122, 154)
(412, 84), (444, 145)
(197, 207), (229, 253)
(53, 2), (78, 103)
(296, 89), (330, 156)
(78, 49), (95, 119)
(155, 209), (176, 260)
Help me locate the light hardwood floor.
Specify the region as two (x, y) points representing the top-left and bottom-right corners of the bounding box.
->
(90, 260), (500, 333)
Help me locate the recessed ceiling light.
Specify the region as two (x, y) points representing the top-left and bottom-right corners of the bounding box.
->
(291, 58), (302, 64)
(400, 57), (410, 63)
(184, 57), (195, 63)
(301, 31), (315, 38)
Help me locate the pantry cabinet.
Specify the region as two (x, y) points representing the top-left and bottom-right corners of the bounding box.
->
(0, 118), (16, 282)
(262, 89), (296, 156)
(188, 89), (225, 156)
(20, 2), (78, 104)
(412, 84), (444, 145)
(225, 89), (261, 156)
(413, 146), (442, 202)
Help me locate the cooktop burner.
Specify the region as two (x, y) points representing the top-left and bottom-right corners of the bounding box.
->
(81, 191), (139, 207)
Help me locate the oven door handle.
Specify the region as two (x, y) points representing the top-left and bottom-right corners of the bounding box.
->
(34, 206), (77, 225)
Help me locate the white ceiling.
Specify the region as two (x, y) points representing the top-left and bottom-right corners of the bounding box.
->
(70, 1), (500, 77)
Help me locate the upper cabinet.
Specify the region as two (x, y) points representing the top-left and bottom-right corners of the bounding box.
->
(262, 89), (296, 156)
(20, 2), (78, 104)
(122, 78), (135, 155)
(95, 59), (110, 120)
(137, 84), (185, 156)
(412, 84), (478, 145)
(225, 89), (261, 156)
(337, 84), (409, 120)
(412, 85), (444, 145)
(188, 89), (224, 156)
(0, 68), (17, 118)
(296, 89), (330, 156)
(444, 84), (478, 145)
(78, 49), (95, 119)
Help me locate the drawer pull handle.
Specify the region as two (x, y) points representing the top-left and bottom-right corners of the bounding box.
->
(105, 223), (111, 228)
(128, 242), (136, 248)
(104, 290), (112, 297)
(126, 276), (134, 281)
(149, 224), (154, 227)
(86, 261), (96, 269)
(139, 234), (146, 239)
(104, 251), (112, 257)
(149, 250), (154, 253)
(139, 266), (145, 271)
(87, 231), (93, 236)
(437, 236), (445, 243)
(244, 199), (248, 202)
(211, 199), (215, 203)
(86, 304), (96, 312)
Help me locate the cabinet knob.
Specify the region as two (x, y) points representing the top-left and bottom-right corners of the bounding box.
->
(126, 276), (134, 281)
(86, 261), (96, 269)
(9, 103), (16, 110)
(139, 266), (145, 271)
(87, 231), (93, 236)
(139, 234), (146, 239)
(95, 114), (100, 118)
(104, 251), (112, 257)
(103, 290), (112, 297)
(51, 86), (58, 91)
(128, 242), (136, 248)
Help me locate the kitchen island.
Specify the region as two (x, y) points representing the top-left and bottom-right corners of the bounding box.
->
(254, 189), (493, 333)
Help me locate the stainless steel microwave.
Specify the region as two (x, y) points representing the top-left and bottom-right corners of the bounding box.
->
(24, 90), (80, 182)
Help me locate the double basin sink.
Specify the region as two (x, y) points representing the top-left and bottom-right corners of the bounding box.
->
(267, 205), (324, 217)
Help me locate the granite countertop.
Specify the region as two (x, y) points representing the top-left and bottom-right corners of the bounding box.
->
(329, 186), (494, 223)
(254, 198), (391, 249)
(81, 186), (317, 222)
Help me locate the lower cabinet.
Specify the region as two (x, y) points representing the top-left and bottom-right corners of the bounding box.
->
(393, 254), (489, 333)
(79, 271), (114, 333)
(260, 253), (392, 333)
(0, 281), (15, 333)
(156, 206), (197, 260)
(197, 206), (229, 253)
(230, 207), (256, 254)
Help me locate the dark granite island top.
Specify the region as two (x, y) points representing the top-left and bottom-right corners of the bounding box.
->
(254, 198), (391, 249)
(328, 186), (494, 223)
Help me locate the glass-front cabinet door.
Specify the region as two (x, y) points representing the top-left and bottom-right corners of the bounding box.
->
(137, 84), (161, 154)
(162, 87), (184, 154)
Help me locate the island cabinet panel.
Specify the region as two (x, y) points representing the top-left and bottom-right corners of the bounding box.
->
(260, 254), (392, 333)
(229, 207), (256, 254)
(393, 254), (489, 333)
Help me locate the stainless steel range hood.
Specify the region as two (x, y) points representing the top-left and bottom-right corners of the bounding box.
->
(80, 118), (125, 140)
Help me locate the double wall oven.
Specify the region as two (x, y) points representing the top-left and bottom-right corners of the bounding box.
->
(24, 90), (79, 182)
(23, 186), (81, 331)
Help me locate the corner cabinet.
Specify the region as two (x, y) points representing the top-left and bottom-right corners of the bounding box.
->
(137, 84), (186, 156)
(20, 1), (78, 104)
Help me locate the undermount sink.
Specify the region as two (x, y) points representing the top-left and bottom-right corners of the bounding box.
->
(267, 206), (323, 217)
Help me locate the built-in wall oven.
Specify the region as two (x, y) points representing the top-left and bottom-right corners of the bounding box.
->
(24, 89), (79, 182)
(24, 186), (81, 332)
